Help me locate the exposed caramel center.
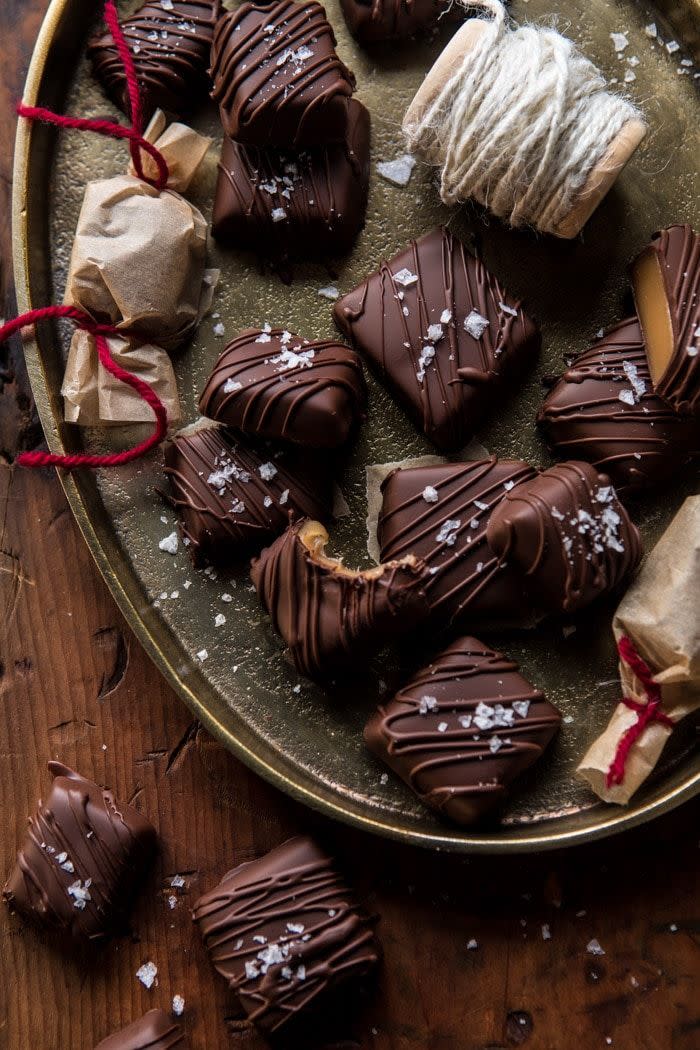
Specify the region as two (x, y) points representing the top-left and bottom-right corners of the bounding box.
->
(632, 248), (675, 387)
(298, 520), (418, 579)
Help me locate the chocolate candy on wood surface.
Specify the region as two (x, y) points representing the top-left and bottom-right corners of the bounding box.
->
(538, 316), (699, 494)
(250, 519), (429, 678)
(486, 461), (642, 614)
(340, 0), (454, 44)
(631, 224), (700, 415)
(333, 227), (540, 450)
(210, 0), (356, 147)
(365, 636), (561, 825)
(94, 1010), (188, 1050)
(198, 328), (366, 448)
(163, 422), (334, 565)
(377, 457), (539, 630)
(212, 99), (371, 261)
(2, 762), (156, 941)
(89, 0), (220, 121)
(192, 835), (380, 1033)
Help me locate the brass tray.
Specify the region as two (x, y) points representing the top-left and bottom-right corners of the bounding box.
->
(13, 0), (700, 851)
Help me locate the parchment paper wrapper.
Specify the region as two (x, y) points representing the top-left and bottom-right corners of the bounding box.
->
(62, 331), (180, 426)
(578, 496), (700, 804)
(61, 112), (218, 425)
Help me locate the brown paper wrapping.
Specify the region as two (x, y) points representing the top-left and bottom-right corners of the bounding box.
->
(578, 496), (700, 804)
(62, 331), (180, 426)
(61, 112), (218, 425)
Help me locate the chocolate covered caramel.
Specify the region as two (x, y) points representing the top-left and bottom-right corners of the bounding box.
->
(340, 0), (454, 43)
(199, 328), (366, 448)
(95, 1010), (187, 1049)
(365, 636), (561, 824)
(538, 317), (699, 494)
(250, 519), (429, 678)
(163, 423), (334, 564)
(632, 224), (700, 415)
(333, 227), (540, 450)
(210, 0), (356, 147)
(486, 461), (642, 614)
(192, 836), (380, 1033)
(89, 0), (220, 120)
(3, 763), (156, 941)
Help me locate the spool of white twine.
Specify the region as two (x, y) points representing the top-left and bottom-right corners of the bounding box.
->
(403, 0), (646, 237)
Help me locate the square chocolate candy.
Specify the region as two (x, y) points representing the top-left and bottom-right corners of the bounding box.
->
(333, 227), (540, 450)
(365, 636), (561, 825)
(212, 99), (371, 261)
(3, 763), (156, 941)
(210, 0), (356, 147)
(95, 1010), (187, 1050)
(340, 0), (454, 44)
(192, 836), (380, 1033)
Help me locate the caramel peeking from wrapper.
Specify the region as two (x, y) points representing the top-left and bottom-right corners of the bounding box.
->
(632, 247), (676, 387)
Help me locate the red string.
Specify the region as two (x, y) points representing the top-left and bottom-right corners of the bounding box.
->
(3, 307), (168, 469)
(5, 0), (172, 470)
(605, 635), (675, 788)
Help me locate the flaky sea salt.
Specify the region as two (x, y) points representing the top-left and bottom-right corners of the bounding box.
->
(422, 485), (439, 503)
(223, 378), (242, 393)
(436, 519), (461, 546)
(586, 938), (605, 956)
(317, 286), (339, 301)
(418, 695), (438, 714)
(213, 323), (225, 337)
(271, 207), (287, 222)
(196, 649), (208, 662)
(437, 721), (448, 733)
(464, 310), (489, 339)
(498, 301), (518, 317)
(610, 32), (628, 52)
(618, 388), (636, 406)
(542, 923), (552, 941)
(172, 995), (185, 1016)
(214, 613), (226, 628)
(427, 323), (444, 342)
(259, 462), (278, 481)
(467, 938), (478, 950)
(159, 531), (179, 555)
(136, 961), (158, 989)
(644, 23), (657, 38)
(440, 309), (452, 324)
(376, 154), (416, 187)
(392, 268), (419, 287)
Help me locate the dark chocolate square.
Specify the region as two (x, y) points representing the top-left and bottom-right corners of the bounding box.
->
(210, 0), (356, 147)
(333, 227), (540, 450)
(377, 457), (539, 629)
(95, 1010), (187, 1050)
(163, 422), (334, 564)
(212, 99), (370, 261)
(192, 836), (380, 1033)
(3, 762), (156, 941)
(365, 636), (561, 825)
(198, 327), (366, 447)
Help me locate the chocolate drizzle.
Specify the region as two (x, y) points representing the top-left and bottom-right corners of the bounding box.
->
(210, 0), (356, 146)
(198, 328), (366, 447)
(212, 99), (371, 262)
(339, 0), (454, 43)
(192, 836), (380, 1033)
(95, 1009), (187, 1050)
(633, 224), (700, 414)
(250, 519), (429, 678)
(3, 762), (156, 941)
(486, 461), (642, 614)
(163, 423), (334, 564)
(333, 227), (540, 450)
(365, 636), (561, 825)
(88, 0), (220, 120)
(538, 317), (699, 494)
(378, 457), (539, 629)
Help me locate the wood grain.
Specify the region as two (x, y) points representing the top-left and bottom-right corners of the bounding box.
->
(0, 3), (698, 1049)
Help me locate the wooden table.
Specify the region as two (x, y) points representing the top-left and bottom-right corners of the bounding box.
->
(0, 3), (698, 1047)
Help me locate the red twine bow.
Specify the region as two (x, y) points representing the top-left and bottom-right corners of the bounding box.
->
(3, 0), (171, 470)
(605, 635), (675, 788)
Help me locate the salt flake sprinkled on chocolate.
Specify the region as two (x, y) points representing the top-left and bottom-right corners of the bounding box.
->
(287, 921), (305, 934)
(458, 714), (472, 729)
(512, 700), (531, 718)
(498, 301), (518, 317)
(464, 310), (489, 339)
(419, 695), (438, 714)
(392, 268), (419, 288)
(488, 735), (503, 753)
(586, 938), (605, 956)
(223, 378), (242, 393)
(67, 878), (92, 908)
(622, 360), (646, 399)
(618, 388), (636, 406)
(436, 519), (461, 545)
(172, 994), (185, 1016)
(467, 938), (478, 950)
(161, 0), (174, 9)
(167, 894), (177, 909)
(427, 323), (444, 342)
(271, 347), (315, 370)
(376, 154), (416, 187)
(136, 961), (158, 988)
(259, 462), (278, 481)
(437, 721), (448, 733)
(279, 489), (289, 505)
(440, 309), (452, 325)
(422, 485), (439, 503)
(542, 923), (552, 940)
(271, 207), (287, 223)
(416, 345), (435, 382)
(245, 960), (259, 980)
(159, 531), (179, 555)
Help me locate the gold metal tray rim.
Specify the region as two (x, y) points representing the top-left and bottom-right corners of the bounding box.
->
(12, 0), (700, 853)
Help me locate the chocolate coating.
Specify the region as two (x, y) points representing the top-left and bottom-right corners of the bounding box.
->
(365, 636), (561, 825)
(95, 1010), (187, 1050)
(192, 836), (380, 1033)
(538, 316), (699, 495)
(88, 0), (220, 121)
(333, 227), (540, 450)
(3, 762), (156, 941)
(250, 519), (429, 678)
(378, 457), (539, 630)
(210, 0), (356, 147)
(212, 99), (371, 262)
(340, 0), (454, 44)
(487, 461), (642, 614)
(198, 328), (366, 448)
(163, 424), (334, 565)
(632, 224), (700, 414)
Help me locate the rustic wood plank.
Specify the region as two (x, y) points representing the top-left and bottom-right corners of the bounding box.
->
(0, 3), (698, 1050)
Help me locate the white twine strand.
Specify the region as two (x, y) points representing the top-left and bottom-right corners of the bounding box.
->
(405, 0), (643, 234)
